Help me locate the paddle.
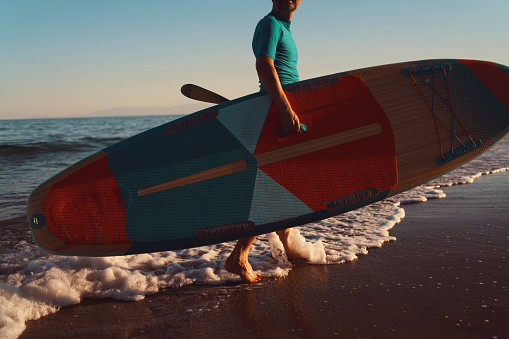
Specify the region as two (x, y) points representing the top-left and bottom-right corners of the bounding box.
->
(180, 83), (308, 138)
(180, 84), (229, 104)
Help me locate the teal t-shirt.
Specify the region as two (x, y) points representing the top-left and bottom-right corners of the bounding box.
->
(252, 11), (299, 90)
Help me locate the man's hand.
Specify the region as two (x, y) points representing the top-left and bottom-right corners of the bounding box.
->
(280, 107), (300, 135)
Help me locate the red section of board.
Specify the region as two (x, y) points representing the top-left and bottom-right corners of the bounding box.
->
(43, 156), (129, 245)
(459, 60), (509, 110)
(254, 75), (397, 212)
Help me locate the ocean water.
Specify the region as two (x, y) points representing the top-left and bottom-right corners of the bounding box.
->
(1, 116), (508, 338)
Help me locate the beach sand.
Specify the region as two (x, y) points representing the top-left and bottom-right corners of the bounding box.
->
(20, 172), (508, 339)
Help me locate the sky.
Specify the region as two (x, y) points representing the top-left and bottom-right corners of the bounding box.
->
(1, 0), (508, 120)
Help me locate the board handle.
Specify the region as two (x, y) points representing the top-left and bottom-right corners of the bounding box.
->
(279, 123), (309, 139)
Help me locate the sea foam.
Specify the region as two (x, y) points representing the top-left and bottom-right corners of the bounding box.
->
(1, 137), (508, 339)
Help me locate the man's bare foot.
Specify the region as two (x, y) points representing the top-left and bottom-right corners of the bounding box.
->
(277, 229), (305, 260)
(285, 248), (306, 260)
(224, 256), (261, 283)
(225, 236), (261, 282)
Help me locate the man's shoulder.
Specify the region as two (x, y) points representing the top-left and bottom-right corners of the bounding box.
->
(259, 12), (278, 23)
(256, 13), (281, 32)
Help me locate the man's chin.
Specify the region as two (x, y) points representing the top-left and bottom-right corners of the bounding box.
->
(277, 6), (296, 13)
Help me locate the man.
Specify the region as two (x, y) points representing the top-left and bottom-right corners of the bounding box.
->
(224, 0), (303, 282)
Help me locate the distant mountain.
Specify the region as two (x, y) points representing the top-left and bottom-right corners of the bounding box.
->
(82, 104), (211, 117)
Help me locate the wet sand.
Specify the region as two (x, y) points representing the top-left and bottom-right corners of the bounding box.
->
(20, 172), (508, 339)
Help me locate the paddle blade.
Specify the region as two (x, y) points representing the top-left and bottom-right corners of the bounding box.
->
(181, 84), (229, 104)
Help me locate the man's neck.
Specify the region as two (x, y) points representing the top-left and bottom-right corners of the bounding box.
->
(272, 7), (294, 21)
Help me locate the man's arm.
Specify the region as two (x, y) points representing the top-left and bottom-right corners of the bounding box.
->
(256, 55), (300, 135)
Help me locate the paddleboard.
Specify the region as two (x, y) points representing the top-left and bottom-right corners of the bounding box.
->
(27, 59), (509, 256)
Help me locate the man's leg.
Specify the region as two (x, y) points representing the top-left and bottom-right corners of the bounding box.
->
(224, 236), (261, 282)
(276, 228), (304, 259)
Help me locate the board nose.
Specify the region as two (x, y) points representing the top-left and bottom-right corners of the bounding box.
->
(496, 63), (509, 76)
(459, 60), (509, 112)
(496, 62), (509, 103)
(493, 63), (509, 109)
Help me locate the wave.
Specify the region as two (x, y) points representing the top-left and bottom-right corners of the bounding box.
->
(0, 137), (124, 157)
